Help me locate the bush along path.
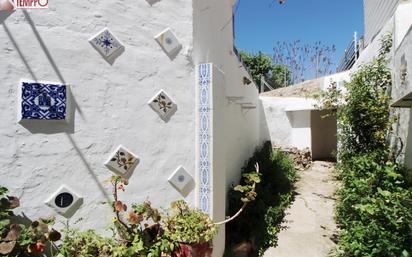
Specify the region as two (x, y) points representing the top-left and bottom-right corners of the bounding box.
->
(318, 34), (412, 257)
(263, 161), (339, 257)
(225, 142), (297, 257)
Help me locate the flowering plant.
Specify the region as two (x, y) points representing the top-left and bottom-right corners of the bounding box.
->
(0, 186), (61, 256)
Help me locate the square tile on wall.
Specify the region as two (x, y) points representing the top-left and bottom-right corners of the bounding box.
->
(45, 185), (83, 218)
(148, 89), (177, 122)
(19, 81), (69, 122)
(154, 28), (182, 59)
(104, 145), (140, 177)
(168, 166), (194, 196)
(89, 28), (125, 62)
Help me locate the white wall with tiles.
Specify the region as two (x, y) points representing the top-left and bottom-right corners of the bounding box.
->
(0, 0), (195, 233)
(0, 0), (263, 256)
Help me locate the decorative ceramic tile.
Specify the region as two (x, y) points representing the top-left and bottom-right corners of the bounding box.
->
(45, 185), (83, 218)
(154, 28), (182, 58)
(89, 28), (124, 59)
(168, 166), (194, 196)
(19, 81), (68, 121)
(196, 63), (212, 214)
(148, 90), (177, 122)
(104, 145), (140, 176)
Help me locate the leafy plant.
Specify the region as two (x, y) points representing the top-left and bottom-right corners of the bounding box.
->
(225, 142), (296, 256)
(239, 51), (292, 89)
(58, 228), (119, 257)
(333, 155), (412, 257)
(58, 168), (262, 257)
(164, 200), (217, 245)
(0, 186), (60, 256)
(317, 34), (412, 257)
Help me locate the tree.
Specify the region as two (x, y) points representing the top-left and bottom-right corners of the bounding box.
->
(273, 41), (336, 84)
(240, 51), (273, 84)
(269, 64), (292, 88)
(240, 51), (292, 90)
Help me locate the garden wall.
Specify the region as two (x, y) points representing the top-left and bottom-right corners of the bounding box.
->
(0, 0), (196, 232)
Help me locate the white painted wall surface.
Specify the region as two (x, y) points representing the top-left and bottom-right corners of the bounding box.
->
(353, 18), (394, 70)
(0, 0), (195, 233)
(322, 71), (351, 93)
(364, 0), (399, 44)
(290, 111), (311, 150)
(193, 0), (261, 255)
(394, 1), (412, 50)
(391, 26), (412, 167)
(260, 96), (316, 150)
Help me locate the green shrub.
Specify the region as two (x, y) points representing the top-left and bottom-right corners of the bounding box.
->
(225, 141), (296, 256)
(58, 228), (120, 257)
(318, 34), (412, 257)
(334, 155), (412, 257)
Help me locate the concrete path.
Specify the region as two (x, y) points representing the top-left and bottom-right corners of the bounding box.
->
(263, 161), (339, 257)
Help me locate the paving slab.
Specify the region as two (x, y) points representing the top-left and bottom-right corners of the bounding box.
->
(263, 161), (339, 257)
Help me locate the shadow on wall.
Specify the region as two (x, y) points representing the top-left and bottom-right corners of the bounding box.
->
(4, 11), (85, 134)
(258, 99), (271, 143)
(0, 10), (14, 24)
(2, 11), (111, 202)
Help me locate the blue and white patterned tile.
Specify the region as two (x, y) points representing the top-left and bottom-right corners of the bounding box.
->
(19, 81), (68, 122)
(148, 89), (177, 122)
(154, 28), (182, 58)
(197, 63), (212, 214)
(168, 166), (194, 196)
(104, 145), (140, 177)
(89, 28), (124, 59)
(45, 185), (83, 218)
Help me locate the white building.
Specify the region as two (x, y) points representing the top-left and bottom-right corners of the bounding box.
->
(0, 0), (261, 256)
(1, 0), (410, 256)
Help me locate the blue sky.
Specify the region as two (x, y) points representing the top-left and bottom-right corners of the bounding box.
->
(234, 0), (364, 71)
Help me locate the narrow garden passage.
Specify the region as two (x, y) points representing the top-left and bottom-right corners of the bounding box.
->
(264, 161), (338, 257)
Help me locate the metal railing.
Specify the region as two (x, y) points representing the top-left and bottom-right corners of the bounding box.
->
(260, 76), (275, 93)
(336, 32), (363, 72)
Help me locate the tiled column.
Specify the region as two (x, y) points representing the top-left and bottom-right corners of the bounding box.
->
(195, 63), (226, 257)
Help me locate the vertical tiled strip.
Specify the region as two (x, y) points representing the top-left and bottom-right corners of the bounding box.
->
(197, 63), (212, 214)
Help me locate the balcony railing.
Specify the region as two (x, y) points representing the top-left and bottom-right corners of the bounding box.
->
(336, 32), (364, 72)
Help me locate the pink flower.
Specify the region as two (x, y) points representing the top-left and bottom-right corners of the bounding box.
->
(114, 201), (126, 212)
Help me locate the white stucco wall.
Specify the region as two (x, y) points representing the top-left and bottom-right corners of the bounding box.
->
(0, 0), (195, 232)
(364, 0), (399, 44)
(193, 1), (261, 255)
(260, 96), (316, 151)
(322, 71), (351, 93)
(1, 0), (261, 256)
(391, 25), (412, 166)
